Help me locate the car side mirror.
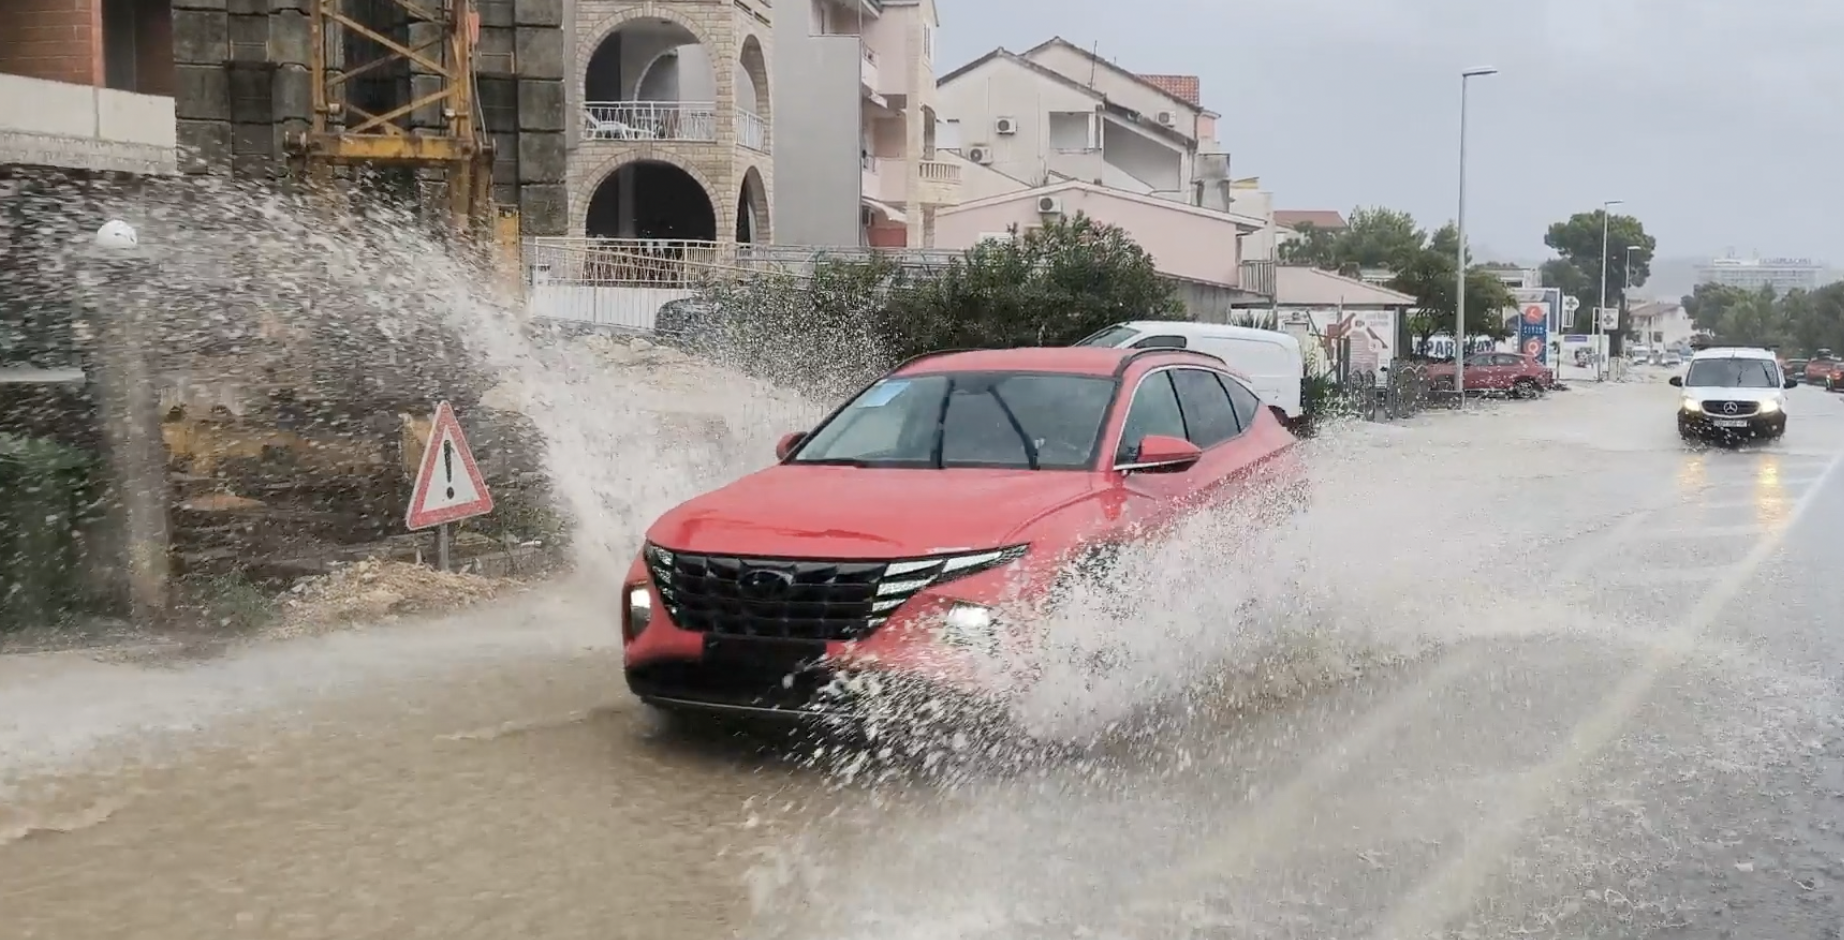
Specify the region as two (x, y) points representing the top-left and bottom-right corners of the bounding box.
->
(775, 431), (805, 460)
(1117, 434), (1202, 472)
(1667, 376), (1683, 387)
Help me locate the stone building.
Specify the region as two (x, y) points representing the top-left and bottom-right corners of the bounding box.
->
(569, 0), (774, 244)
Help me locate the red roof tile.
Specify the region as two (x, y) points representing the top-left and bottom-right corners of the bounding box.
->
(1137, 74), (1200, 107)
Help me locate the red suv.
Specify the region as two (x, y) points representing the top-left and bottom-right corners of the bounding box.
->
(1426, 352), (1554, 397)
(620, 346), (1305, 719)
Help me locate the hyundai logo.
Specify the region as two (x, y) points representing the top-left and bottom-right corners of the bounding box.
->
(738, 568), (796, 599)
(1723, 402), (1739, 415)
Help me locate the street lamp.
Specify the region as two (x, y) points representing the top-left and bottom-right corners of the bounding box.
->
(1595, 199), (1624, 381)
(1453, 66), (1496, 408)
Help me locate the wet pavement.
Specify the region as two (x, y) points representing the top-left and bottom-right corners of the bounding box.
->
(6, 376), (1844, 939)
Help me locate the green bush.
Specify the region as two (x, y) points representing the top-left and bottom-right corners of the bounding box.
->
(696, 214), (1183, 397)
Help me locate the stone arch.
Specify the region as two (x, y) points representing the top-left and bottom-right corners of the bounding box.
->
(737, 32), (771, 125)
(736, 163), (769, 243)
(572, 148), (729, 238)
(577, 7), (721, 103)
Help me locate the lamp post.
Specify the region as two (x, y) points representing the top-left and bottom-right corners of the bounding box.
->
(1453, 66), (1496, 408)
(84, 219), (170, 627)
(1595, 199), (1624, 381)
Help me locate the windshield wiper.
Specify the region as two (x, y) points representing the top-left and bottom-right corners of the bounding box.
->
(986, 387), (1041, 470)
(796, 457), (873, 467)
(930, 377), (955, 469)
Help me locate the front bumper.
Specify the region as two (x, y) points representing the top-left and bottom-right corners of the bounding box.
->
(1678, 408), (1785, 439)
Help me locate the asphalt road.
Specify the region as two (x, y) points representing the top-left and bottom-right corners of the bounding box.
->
(6, 375), (1844, 940)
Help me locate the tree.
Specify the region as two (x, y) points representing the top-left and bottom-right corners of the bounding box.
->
(1278, 206), (1425, 275)
(1540, 209), (1658, 353)
(696, 214), (1182, 397)
(1676, 280), (1844, 355)
(1389, 248), (1518, 351)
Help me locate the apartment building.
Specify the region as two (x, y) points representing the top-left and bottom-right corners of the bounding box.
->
(1695, 254), (1823, 294)
(570, 0), (774, 244)
(935, 38), (1234, 209)
(768, 0), (957, 247)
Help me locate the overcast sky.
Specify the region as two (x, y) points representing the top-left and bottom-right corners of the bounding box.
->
(934, 0), (1844, 266)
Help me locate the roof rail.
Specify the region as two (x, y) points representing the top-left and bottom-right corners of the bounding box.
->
(1113, 345), (1228, 377)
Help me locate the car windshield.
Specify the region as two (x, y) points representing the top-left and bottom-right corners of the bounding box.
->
(1685, 358), (1779, 388)
(789, 371), (1118, 470)
(1072, 325), (1141, 348)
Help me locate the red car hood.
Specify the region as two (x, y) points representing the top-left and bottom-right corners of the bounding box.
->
(645, 465), (1101, 558)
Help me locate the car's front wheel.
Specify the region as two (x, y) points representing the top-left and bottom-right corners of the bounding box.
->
(1511, 377), (1542, 399)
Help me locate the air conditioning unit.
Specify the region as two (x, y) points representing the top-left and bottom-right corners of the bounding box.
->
(994, 116), (1017, 135)
(968, 146), (993, 164)
(1036, 195), (1063, 215)
(1156, 110), (1176, 126)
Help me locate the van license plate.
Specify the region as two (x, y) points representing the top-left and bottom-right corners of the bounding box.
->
(1713, 419), (1749, 428)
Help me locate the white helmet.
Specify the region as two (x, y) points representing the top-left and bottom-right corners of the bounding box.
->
(94, 219), (139, 249)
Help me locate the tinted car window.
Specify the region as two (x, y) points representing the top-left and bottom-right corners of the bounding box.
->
(1221, 374), (1265, 430)
(1131, 334), (1188, 349)
(793, 372), (1117, 470)
(1116, 371), (1187, 462)
(1493, 354), (1525, 366)
(1170, 368), (1241, 446)
(1073, 325), (1142, 348)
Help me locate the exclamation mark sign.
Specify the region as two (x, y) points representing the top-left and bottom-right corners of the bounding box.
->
(442, 438), (456, 500)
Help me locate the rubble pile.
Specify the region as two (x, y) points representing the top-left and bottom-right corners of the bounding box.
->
(276, 558), (516, 633)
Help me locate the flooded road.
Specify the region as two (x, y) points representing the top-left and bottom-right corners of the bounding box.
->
(7, 378), (1844, 939)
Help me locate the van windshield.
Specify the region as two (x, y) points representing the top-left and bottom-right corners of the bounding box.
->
(1073, 325), (1141, 348)
(1685, 358), (1779, 388)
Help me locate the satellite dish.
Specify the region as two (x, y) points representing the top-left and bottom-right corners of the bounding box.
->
(94, 219), (138, 249)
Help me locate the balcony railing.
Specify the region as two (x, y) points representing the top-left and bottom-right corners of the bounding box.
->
(526, 238), (962, 289)
(1239, 259), (1276, 298)
(581, 101), (717, 142)
(738, 110), (768, 152)
(917, 159), (961, 185)
(860, 45), (879, 91)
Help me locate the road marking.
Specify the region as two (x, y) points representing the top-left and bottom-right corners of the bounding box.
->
(1364, 446), (1844, 940)
(1111, 502), (1665, 919)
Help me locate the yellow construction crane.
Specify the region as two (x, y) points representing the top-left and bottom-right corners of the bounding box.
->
(296, 0), (520, 276)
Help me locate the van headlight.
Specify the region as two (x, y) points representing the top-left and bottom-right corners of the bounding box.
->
(1757, 398), (1781, 413)
(1680, 397), (1702, 413)
(940, 603), (999, 653)
(625, 584), (652, 638)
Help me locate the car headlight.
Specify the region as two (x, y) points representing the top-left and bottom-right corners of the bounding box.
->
(940, 602), (999, 654)
(625, 584), (652, 639)
(1757, 398), (1781, 414)
(1680, 397), (1702, 413)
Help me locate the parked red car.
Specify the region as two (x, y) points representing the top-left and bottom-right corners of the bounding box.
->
(1807, 357), (1842, 386)
(620, 346), (1305, 720)
(1426, 352), (1555, 397)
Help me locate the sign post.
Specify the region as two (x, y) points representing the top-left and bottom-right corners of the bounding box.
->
(405, 401), (494, 571)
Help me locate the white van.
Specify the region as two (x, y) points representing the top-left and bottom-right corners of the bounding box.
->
(1074, 321), (1305, 420)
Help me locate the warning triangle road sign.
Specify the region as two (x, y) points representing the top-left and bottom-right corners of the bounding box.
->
(405, 400), (495, 531)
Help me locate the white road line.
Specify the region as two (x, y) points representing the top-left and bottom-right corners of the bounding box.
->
(1364, 446), (1844, 940)
(1111, 502), (1666, 919)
